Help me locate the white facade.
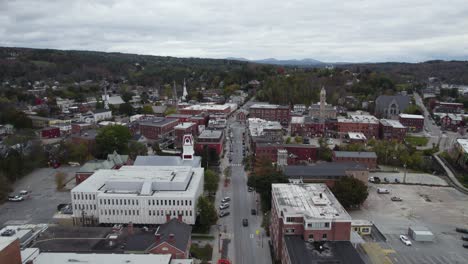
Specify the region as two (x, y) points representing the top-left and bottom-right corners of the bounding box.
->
(71, 166), (204, 225)
(93, 110), (112, 122)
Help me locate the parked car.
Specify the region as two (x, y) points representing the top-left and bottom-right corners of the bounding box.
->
(242, 218), (248, 227)
(19, 190), (29, 197)
(462, 235), (468, 241)
(251, 209), (257, 215)
(221, 197), (231, 203)
(384, 177), (389, 183)
(456, 227), (468, 234)
(463, 243), (468, 248)
(219, 203), (230, 210)
(391, 196), (403, 201)
(399, 235), (412, 246)
(219, 211), (230, 218)
(377, 188), (390, 194)
(8, 195), (24, 202)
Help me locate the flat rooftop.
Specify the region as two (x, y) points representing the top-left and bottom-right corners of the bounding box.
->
(134, 155), (201, 168)
(31, 252), (173, 264)
(399, 113), (424, 119)
(334, 151), (377, 159)
(248, 118), (282, 137)
(72, 166), (203, 197)
(284, 238), (364, 264)
(338, 114), (379, 124)
(198, 129), (223, 139)
(272, 183), (351, 221)
(250, 103), (289, 109)
(175, 122), (196, 129)
(139, 118), (178, 127)
(0, 236), (17, 252)
(283, 162), (367, 178)
(380, 119), (405, 128)
(182, 104), (230, 111)
(457, 139), (468, 153)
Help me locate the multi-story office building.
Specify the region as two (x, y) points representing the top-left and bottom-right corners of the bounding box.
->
(270, 184), (352, 262)
(399, 114), (424, 132)
(249, 104), (290, 126)
(71, 165), (204, 225)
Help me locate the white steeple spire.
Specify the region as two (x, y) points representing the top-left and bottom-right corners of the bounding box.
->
(182, 78), (188, 101)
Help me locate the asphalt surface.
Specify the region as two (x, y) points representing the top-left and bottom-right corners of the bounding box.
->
(0, 167), (77, 226)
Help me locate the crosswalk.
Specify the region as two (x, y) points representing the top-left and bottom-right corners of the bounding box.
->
(230, 164), (243, 167)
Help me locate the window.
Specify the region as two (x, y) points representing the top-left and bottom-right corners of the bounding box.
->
(322, 234), (327, 239)
(73, 194), (76, 200)
(149, 210), (152, 216)
(148, 200), (151, 206)
(177, 200), (179, 206)
(308, 234), (314, 239)
(362, 228), (370, 233)
(189, 200), (192, 206)
(354, 227), (359, 231)
(124, 200), (126, 205)
(94, 205), (96, 210)
(165, 200), (167, 206)
(136, 200), (138, 206)
(99, 200), (102, 205)
(324, 222), (330, 228)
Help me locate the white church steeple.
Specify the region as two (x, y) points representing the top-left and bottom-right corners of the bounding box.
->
(182, 78), (188, 102)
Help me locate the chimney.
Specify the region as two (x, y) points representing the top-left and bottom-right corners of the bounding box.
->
(319, 193), (323, 199)
(128, 222), (134, 235)
(169, 233), (175, 244)
(155, 233), (161, 243)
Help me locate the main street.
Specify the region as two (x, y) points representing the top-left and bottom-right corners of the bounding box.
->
(413, 92), (460, 150)
(213, 99), (272, 264)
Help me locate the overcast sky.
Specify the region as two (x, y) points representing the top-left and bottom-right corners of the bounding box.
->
(1, 0), (467, 62)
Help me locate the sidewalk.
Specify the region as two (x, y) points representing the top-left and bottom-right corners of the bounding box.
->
(433, 152), (468, 194)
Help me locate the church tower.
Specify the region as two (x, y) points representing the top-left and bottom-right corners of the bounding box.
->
(319, 86), (326, 118)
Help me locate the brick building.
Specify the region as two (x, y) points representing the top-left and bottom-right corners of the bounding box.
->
(254, 143), (318, 164)
(0, 237), (21, 264)
(41, 127), (61, 138)
(139, 118), (179, 140)
(175, 123), (198, 149)
(284, 162), (368, 188)
(399, 114), (424, 132)
(438, 113), (465, 131)
(337, 114), (379, 139)
(71, 129), (98, 154)
(434, 102), (464, 113)
(195, 129), (224, 155)
(379, 119), (408, 141)
(179, 104), (232, 116)
(290, 116), (326, 137)
(71, 122), (93, 134)
(249, 104), (290, 126)
(332, 151), (377, 169)
(270, 184), (352, 263)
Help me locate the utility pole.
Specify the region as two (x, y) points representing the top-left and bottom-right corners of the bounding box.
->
(403, 163), (407, 183)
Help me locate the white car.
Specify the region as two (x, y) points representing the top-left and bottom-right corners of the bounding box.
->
(221, 197), (231, 203)
(8, 195), (24, 202)
(219, 203), (230, 210)
(400, 235), (412, 246)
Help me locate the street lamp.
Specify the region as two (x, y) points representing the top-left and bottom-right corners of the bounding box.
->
(403, 163), (407, 183)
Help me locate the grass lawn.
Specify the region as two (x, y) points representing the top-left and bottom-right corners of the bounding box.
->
(190, 243), (213, 263)
(405, 136), (429, 146)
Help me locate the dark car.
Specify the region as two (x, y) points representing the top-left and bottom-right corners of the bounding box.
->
(248, 187), (254, 192)
(391, 196), (403, 202)
(456, 227), (468, 234)
(463, 243), (468, 248)
(251, 209), (257, 215)
(373, 177), (381, 183)
(242, 219), (248, 227)
(462, 235), (468, 241)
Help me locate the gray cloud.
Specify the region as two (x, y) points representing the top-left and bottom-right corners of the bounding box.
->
(1, 0), (467, 62)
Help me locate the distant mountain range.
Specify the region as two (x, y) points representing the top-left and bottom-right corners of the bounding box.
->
(225, 57), (326, 66)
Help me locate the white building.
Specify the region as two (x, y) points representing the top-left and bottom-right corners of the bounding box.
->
(93, 109), (112, 122)
(71, 165), (204, 225)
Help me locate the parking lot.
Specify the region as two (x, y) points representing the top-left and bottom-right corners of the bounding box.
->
(350, 184), (468, 264)
(0, 166), (78, 226)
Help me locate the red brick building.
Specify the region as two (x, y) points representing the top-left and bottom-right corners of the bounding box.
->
(249, 104), (290, 126)
(174, 122), (198, 149)
(147, 219), (192, 259)
(195, 129), (224, 155)
(71, 129), (98, 154)
(41, 127), (61, 138)
(71, 122), (93, 134)
(332, 151), (377, 169)
(290, 116), (326, 137)
(255, 143), (318, 164)
(439, 114), (464, 131)
(0, 237), (21, 264)
(139, 118), (179, 140)
(337, 115), (379, 139)
(399, 114), (424, 132)
(270, 184), (352, 262)
(379, 119), (408, 141)
(434, 102), (464, 113)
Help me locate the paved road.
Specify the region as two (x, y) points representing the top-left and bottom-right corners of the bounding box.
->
(413, 93), (460, 150)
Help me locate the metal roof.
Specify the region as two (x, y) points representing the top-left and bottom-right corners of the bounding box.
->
(334, 151), (377, 159)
